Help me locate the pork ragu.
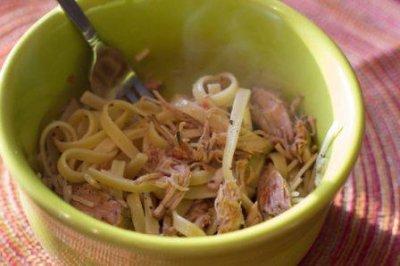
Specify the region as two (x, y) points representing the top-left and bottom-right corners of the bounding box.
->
(38, 72), (326, 236)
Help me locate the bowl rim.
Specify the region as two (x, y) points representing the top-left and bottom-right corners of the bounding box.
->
(0, 0), (364, 256)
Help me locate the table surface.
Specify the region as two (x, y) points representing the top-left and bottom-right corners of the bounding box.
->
(0, 0), (399, 265)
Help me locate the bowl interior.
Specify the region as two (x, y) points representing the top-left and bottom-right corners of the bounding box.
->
(0, 0), (363, 255)
(4, 0), (334, 162)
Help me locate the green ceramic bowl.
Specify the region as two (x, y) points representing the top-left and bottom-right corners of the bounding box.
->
(0, 0), (364, 265)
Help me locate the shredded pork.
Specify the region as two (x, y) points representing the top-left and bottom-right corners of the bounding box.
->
(215, 180), (244, 233)
(257, 165), (291, 219)
(250, 87), (294, 141)
(71, 184), (124, 225)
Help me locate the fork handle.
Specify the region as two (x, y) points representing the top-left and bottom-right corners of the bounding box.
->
(56, 0), (98, 44)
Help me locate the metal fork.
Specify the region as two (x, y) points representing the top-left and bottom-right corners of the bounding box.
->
(56, 0), (153, 102)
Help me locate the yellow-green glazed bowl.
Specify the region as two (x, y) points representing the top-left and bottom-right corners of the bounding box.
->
(0, 0), (364, 265)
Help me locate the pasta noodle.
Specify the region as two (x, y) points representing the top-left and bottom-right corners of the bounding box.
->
(172, 211), (206, 237)
(127, 193), (146, 233)
(222, 89), (251, 181)
(143, 192), (160, 234)
(57, 148), (116, 183)
(87, 168), (162, 193)
(183, 185), (218, 199)
(38, 72), (333, 236)
(81, 90), (107, 110)
(192, 72), (239, 107)
(100, 101), (140, 159)
(189, 170), (213, 186)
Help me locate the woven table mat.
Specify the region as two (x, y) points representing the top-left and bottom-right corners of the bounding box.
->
(0, 0), (399, 265)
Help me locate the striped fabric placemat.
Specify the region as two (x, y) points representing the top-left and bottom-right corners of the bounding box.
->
(0, 0), (399, 264)
(284, 1), (400, 264)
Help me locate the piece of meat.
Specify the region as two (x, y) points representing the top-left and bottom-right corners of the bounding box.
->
(199, 120), (211, 149)
(71, 184), (123, 225)
(291, 119), (310, 157)
(167, 141), (193, 161)
(154, 156), (177, 176)
(153, 164), (191, 219)
(257, 165), (291, 219)
(250, 87), (294, 141)
(245, 202), (263, 227)
(185, 200), (213, 229)
(149, 116), (176, 145)
(215, 180), (244, 234)
(186, 145), (207, 163)
(207, 168), (224, 191)
(208, 132), (226, 152)
(161, 215), (178, 236)
(207, 108), (229, 133)
(145, 146), (165, 169)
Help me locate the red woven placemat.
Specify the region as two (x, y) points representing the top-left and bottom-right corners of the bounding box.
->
(0, 0), (399, 265)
